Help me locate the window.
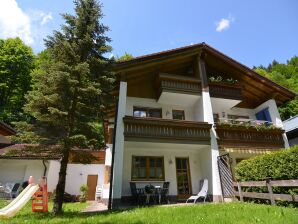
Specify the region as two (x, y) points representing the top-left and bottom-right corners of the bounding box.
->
(227, 114), (249, 120)
(172, 110), (185, 120)
(213, 113), (219, 123)
(255, 108), (272, 122)
(133, 107), (162, 118)
(131, 156), (164, 181)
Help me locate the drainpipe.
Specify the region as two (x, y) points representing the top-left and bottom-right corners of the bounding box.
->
(42, 159), (47, 176)
(108, 100), (119, 210)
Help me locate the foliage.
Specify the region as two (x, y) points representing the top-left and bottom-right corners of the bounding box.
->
(0, 38), (34, 124)
(115, 52), (134, 62)
(216, 121), (283, 132)
(254, 56), (298, 120)
(79, 185), (88, 202)
(1, 200), (298, 224)
(208, 75), (238, 84)
(235, 146), (298, 206)
(23, 0), (115, 214)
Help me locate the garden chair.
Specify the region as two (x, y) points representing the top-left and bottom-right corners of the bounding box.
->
(186, 179), (208, 203)
(160, 182), (170, 204)
(130, 182), (145, 205)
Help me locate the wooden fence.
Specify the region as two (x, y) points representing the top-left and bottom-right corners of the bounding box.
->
(233, 179), (298, 205)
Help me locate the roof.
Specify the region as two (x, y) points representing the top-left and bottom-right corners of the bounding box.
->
(115, 42), (296, 103)
(0, 121), (17, 136)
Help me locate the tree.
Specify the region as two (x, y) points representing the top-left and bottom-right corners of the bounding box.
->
(254, 56), (298, 120)
(115, 52), (133, 62)
(0, 38), (34, 124)
(24, 0), (114, 214)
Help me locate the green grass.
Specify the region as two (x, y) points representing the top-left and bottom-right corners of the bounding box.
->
(0, 200), (297, 224)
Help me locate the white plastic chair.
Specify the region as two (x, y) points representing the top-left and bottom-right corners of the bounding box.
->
(95, 185), (103, 200)
(186, 179), (208, 203)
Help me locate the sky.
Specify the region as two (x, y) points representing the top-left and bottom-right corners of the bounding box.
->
(0, 0), (297, 68)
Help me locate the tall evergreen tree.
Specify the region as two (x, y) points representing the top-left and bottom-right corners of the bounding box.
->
(24, 0), (114, 214)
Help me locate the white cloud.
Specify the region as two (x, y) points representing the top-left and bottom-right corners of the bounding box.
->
(0, 0), (53, 47)
(0, 0), (33, 44)
(40, 12), (53, 26)
(215, 15), (235, 32)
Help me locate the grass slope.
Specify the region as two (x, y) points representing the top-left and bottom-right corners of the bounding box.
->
(0, 200), (297, 224)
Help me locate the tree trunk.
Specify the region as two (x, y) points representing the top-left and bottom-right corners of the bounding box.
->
(53, 143), (70, 215)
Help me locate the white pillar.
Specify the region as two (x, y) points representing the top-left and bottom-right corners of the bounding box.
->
(112, 81), (127, 202)
(202, 90), (222, 201)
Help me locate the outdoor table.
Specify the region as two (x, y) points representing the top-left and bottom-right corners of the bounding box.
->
(144, 185), (161, 204)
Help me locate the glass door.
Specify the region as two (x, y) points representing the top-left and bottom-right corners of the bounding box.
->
(175, 158), (192, 198)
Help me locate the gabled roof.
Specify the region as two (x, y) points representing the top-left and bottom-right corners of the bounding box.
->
(115, 42), (296, 107)
(0, 121), (17, 136)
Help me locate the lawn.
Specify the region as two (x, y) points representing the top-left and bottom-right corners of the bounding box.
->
(0, 200), (297, 224)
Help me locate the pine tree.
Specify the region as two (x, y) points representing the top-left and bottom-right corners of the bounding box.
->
(24, 0), (115, 214)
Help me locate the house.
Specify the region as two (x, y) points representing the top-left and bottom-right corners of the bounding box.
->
(283, 115), (298, 146)
(0, 121), (16, 148)
(0, 144), (107, 200)
(102, 43), (296, 207)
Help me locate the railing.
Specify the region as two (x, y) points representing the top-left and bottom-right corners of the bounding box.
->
(156, 73), (201, 97)
(215, 120), (285, 148)
(209, 82), (243, 101)
(123, 116), (212, 144)
(234, 179), (298, 205)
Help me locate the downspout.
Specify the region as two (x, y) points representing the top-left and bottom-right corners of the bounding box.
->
(42, 159), (47, 176)
(108, 100), (119, 210)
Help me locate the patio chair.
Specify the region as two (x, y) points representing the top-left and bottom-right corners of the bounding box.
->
(11, 183), (21, 198)
(130, 182), (145, 205)
(186, 179), (208, 203)
(161, 182), (170, 204)
(95, 185), (103, 200)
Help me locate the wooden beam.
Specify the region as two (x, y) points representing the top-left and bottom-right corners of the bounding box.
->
(197, 52), (209, 91)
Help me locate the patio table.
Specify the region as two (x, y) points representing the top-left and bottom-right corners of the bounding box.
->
(144, 185), (162, 204)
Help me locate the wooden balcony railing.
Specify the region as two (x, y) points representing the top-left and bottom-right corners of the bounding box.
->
(209, 83), (243, 101)
(123, 116), (212, 144)
(215, 125), (285, 149)
(156, 73), (201, 97)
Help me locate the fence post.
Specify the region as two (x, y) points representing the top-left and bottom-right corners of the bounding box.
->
(266, 179), (275, 205)
(237, 182), (243, 202)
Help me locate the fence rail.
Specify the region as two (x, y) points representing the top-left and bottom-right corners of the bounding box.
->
(233, 179), (298, 205)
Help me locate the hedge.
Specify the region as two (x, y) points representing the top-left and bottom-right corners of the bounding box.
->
(235, 145), (298, 181)
(235, 145), (298, 206)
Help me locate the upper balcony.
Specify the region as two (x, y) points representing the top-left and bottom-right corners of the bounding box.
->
(123, 116), (212, 145)
(209, 82), (243, 101)
(215, 118), (285, 149)
(156, 73), (201, 106)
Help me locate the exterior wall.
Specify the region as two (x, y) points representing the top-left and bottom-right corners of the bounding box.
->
(0, 159), (44, 184)
(0, 135), (11, 144)
(288, 137), (298, 147)
(47, 160), (105, 196)
(122, 142), (209, 197)
(126, 97), (197, 121)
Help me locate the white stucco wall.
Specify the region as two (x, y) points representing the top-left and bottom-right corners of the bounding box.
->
(0, 135), (11, 144)
(122, 142), (209, 197)
(0, 159), (45, 184)
(126, 97), (196, 121)
(47, 160), (105, 195)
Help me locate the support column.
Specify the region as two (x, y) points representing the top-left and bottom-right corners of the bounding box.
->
(111, 81), (127, 206)
(197, 53), (222, 202)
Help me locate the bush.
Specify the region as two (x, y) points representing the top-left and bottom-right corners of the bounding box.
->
(235, 145), (298, 206)
(79, 184), (88, 203)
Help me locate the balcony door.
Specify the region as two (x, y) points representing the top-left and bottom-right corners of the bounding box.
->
(175, 158), (192, 199)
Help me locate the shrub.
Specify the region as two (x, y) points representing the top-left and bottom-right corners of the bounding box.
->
(79, 184), (88, 203)
(235, 145), (298, 206)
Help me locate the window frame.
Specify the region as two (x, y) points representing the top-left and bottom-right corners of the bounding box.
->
(133, 106), (162, 118)
(227, 114), (250, 120)
(131, 156), (165, 181)
(172, 110), (185, 120)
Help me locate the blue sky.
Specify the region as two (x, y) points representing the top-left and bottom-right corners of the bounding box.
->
(0, 0), (297, 67)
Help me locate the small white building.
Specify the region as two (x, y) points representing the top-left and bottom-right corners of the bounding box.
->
(283, 115), (298, 147)
(0, 144), (107, 200)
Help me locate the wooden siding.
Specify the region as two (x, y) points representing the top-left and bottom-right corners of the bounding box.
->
(209, 83), (243, 101)
(123, 116), (212, 144)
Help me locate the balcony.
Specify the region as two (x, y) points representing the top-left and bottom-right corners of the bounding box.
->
(156, 73), (201, 106)
(123, 116), (212, 144)
(209, 82), (243, 101)
(215, 119), (285, 149)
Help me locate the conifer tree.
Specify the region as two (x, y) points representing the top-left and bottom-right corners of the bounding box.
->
(24, 0), (114, 214)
